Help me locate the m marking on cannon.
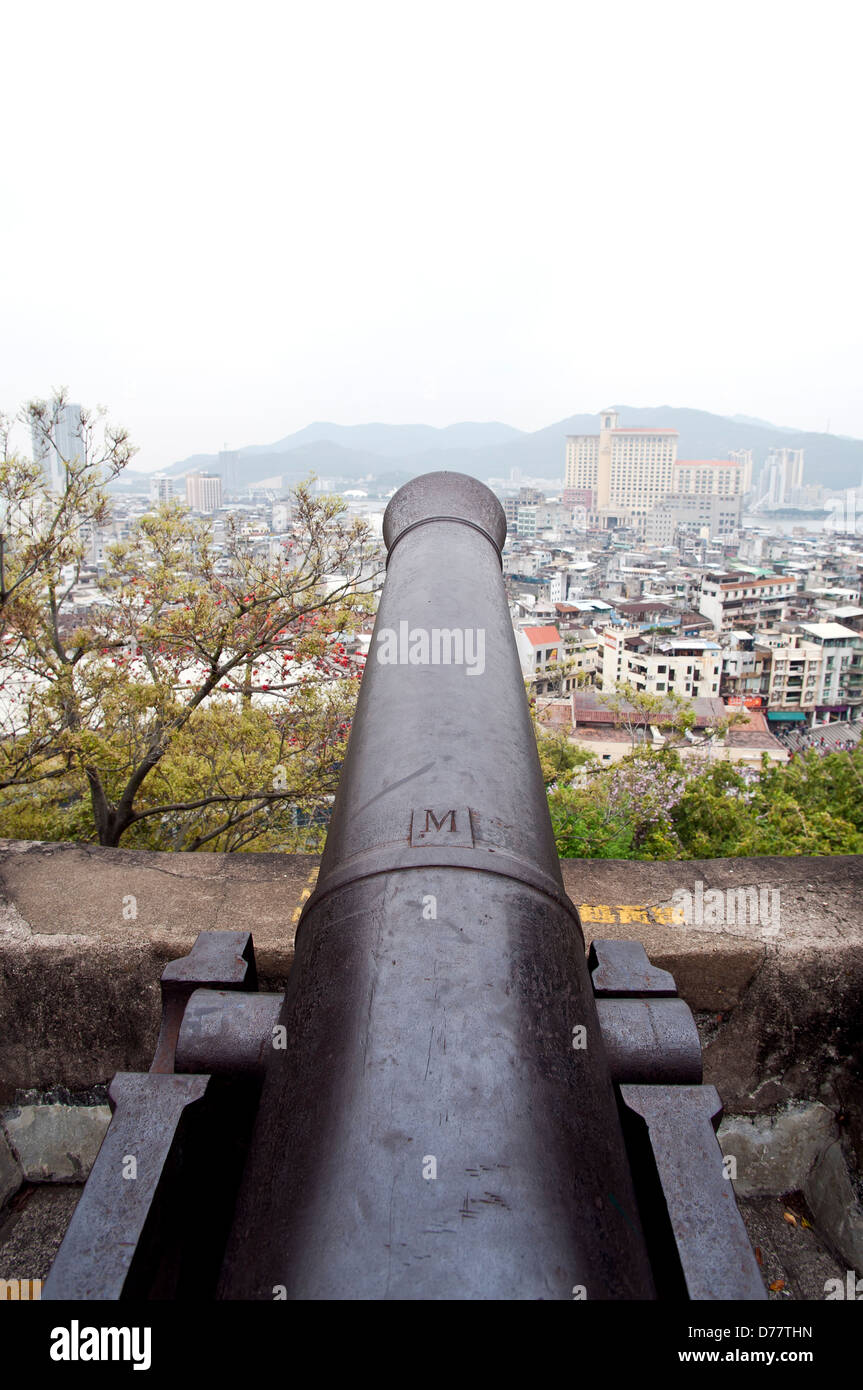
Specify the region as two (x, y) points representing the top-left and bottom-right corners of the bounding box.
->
(410, 806), (474, 847)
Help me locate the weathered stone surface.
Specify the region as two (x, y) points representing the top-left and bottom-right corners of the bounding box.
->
(1, 1104), (111, 1182)
(0, 1184), (82, 1281)
(564, 855), (863, 1116)
(0, 1127), (21, 1208)
(736, 1195), (848, 1301)
(0, 841), (861, 1125)
(804, 1140), (863, 1271)
(0, 839), (318, 1095)
(718, 1102), (837, 1197)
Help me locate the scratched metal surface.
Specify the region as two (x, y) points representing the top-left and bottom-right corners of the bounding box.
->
(218, 473), (656, 1299)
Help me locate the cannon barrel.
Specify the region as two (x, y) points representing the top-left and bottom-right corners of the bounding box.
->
(218, 472), (657, 1299)
(44, 472), (765, 1302)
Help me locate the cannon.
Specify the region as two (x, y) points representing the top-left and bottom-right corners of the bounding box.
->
(44, 472), (765, 1301)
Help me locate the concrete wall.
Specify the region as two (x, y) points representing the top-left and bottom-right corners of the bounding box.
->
(1, 840), (860, 1126)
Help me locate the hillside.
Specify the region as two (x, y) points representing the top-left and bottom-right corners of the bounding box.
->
(155, 407), (863, 493)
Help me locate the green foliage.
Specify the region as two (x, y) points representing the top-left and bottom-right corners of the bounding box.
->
(549, 747), (689, 859)
(548, 744), (863, 860)
(0, 397), (378, 850)
(672, 749), (863, 858)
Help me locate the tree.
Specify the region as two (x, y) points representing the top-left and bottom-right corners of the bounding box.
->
(672, 749), (863, 858)
(598, 681), (742, 754)
(0, 399), (379, 849)
(535, 656), (592, 698)
(548, 742), (863, 862)
(0, 392), (135, 793)
(529, 685), (594, 788)
(549, 746), (690, 859)
(0, 392), (134, 637)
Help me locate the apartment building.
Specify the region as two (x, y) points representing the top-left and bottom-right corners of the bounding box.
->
(185, 472), (223, 513)
(763, 637), (823, 717)
(31, 400), (84, 496)
(758, 448), (805, 507)
(796, 621), (863, 721)
(515, 625), (564, 690)
(645, 493), (742, 545)
(672, 460), (743, 498)
(699, 572), (799, 630)
(602, 627), (722, 698)
(562, 630), (602, 682)
(149, 473), (174, 504)
(729, 449), (754, 494)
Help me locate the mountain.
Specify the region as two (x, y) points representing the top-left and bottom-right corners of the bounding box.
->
(240, 420), (524, 458)
(106, 469), (153, 491)
(156, 407), (863, 494)
(729, 414), (798, 433)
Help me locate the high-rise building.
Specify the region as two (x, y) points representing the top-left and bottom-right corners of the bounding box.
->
(756, 448), (805, 508)
(645, 493), (742, 546)
(185, 472), (223, 513)
(729, 449), (754, 494)
(150, 473), (174, 504)
(775, 448), (804, 493)
(218, 450), (240, 492)
(565, 409), (678, 526)
(31, 401), (85, 495)
(672, 460), (743, 498)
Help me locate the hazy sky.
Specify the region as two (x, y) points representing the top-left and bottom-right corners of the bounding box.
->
(3, 1), (861, 471)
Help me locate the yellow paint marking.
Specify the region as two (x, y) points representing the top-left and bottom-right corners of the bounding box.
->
(578, 903), (684, 925)
(578, 904), (616, 923)
(290, 866), (320, 924)
(653, 904), (685, 924)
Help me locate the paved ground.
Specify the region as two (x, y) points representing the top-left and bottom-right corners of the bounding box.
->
(0, 1184), (81, 1284)
(737, 1194), (849, 1302)
(774, 717), (863, 756)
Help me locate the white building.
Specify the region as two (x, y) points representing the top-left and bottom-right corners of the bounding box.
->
(672, 460), (743, 498)
(602, 628), (722, 698)
(699, 572), (798, 630)
(185, 472), (223, 513)
(729, 449), (754, 494)
(515, 624), (563, 677)
(797, 622), (863, 721)
(565, 409), (678, 526)
(755, 449), (805, 508)
(645, 493), (741, 545)
(149, 473), (174, 504)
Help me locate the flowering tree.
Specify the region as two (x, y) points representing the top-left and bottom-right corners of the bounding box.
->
(0, 393), (134, 634)
(550, 743), (863, 861)
(0, 401), (379, 849)
(550, 747), (693, 858)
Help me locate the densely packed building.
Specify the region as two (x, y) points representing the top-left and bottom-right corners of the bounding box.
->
(507, 410), (863, 762)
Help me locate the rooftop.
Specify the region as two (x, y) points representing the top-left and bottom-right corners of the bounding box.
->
(521, 625), (562, 646)
(574, 690), (727, 728)
(798, 622), (860, 640)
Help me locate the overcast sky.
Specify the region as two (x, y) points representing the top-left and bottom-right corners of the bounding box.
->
(3, 1), (861, 470)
